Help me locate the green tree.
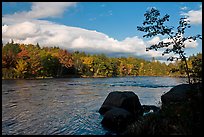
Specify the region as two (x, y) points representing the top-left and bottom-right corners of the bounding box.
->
(109, 58), (120, 76)
(40, 54), (60, 77)
(137, 8), (202, 84)
(188, 53), (202, 83)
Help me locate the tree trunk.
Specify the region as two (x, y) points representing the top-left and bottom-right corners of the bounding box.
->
(60, 65), (64, 77)
(182, 56), (191, 84)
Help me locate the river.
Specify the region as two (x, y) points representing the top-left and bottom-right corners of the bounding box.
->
(2, 76), (187, 135)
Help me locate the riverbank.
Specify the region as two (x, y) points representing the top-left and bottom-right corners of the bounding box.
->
(2, 76), (54, 80)
(98, 83), (202, 135)
(2, 74), (188, 80)
(122, 83), (202, 135)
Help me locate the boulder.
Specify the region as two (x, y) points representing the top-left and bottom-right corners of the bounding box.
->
(101, 107), (134, 132)
(99, 91), (143, 117)
(161, 84), (201, 105)
(120, 83), (202, 135)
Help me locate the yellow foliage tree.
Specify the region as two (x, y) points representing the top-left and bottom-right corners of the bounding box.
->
(14, 59), (28, 78)
(81, 57), (94, 68)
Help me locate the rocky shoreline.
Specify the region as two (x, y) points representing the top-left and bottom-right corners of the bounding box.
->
(99, 83), (202, 135)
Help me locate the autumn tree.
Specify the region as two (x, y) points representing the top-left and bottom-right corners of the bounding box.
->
(2, 41), (194, 79)
(53, 49), (73, 77)
(72, 51), (86, 76)
(137, 8), (202, 84)
(80, 56), (94, 76)
(14, 59), (28, 78)
(2, 42), (21, 69)
(24, 44), (43, 77)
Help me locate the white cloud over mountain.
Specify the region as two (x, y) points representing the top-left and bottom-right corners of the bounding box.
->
(2, 2), (199, 62)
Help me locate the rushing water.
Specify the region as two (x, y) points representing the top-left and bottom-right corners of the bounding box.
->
(2, 76), (187, 135)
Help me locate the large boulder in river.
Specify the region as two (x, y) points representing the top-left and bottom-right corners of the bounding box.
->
(99, 91), (143, 117)
(101, 107), (134, 132)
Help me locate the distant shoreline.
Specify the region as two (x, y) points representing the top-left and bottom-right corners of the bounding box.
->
(2, 75), (187, 80)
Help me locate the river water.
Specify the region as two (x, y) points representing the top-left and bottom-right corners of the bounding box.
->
(2, 76), (187, 135)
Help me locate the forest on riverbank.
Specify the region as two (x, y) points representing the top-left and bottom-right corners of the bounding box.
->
(2, 41), (202, 81)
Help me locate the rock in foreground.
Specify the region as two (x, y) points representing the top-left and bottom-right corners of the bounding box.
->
(101, 107), (134, 131)
(99, 91), (143, 132)
(161, 84), (196, 105)
(123, 83), (202, 135)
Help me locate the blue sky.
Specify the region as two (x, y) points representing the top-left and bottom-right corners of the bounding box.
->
(2, 2), (202, 62)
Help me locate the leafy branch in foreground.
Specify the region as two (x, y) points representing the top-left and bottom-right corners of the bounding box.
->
(137, 8), (202, 84)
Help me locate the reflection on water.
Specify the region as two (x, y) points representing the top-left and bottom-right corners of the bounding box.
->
(2, 76), (187, 135)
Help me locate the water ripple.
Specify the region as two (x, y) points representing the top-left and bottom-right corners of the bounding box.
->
(2, 77), (187, 135)
(110, 83), (175, 88)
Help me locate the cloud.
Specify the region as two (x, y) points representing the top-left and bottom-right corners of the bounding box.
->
(2, 20), (198, 62)
(181, 5), (202, 24)
(146, 7), (157, 10)
(180, 6), (188, 10)
(147, 36), (160, 45)
(145, 32), (198, 49)
(2, 2), (77, 24)
(89, 17), (96, 21)
(184, 39), (198, 48)
(100, 4), (106, 7)
(99, 10), (113, 17)
(2, 21), (41, 40)
(2, 2), (199, 62)
(2, 19), (166, 61)
(108, 10), (113, 16)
